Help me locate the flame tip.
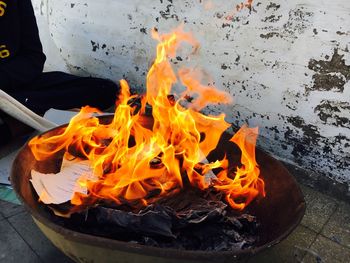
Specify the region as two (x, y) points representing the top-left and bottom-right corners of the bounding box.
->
(29, 24), (264, 212)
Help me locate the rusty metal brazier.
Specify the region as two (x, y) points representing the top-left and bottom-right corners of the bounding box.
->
(11, 116), (305, 263)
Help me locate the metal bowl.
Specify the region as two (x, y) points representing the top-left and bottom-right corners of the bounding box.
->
(11, 116), (305, 263)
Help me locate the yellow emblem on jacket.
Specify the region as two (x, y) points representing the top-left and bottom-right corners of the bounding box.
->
(0, 45), (10, 58)
(0, 1), (7, 17)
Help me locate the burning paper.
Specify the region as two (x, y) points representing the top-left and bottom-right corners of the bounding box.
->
(28, 25), (265, 214)
(30, 154), (97, 204)
(30, 151), (214, 205)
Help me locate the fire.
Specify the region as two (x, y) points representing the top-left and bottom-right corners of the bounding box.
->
(29, 25), (265, 211)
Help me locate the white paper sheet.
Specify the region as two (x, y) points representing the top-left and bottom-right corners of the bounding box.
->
(30, 156), (97, 204)
(43, 108), (114, 126)
(43, 108), (78, 126)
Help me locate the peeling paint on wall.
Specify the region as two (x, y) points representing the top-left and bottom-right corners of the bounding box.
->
(315, 100), (350, 128)
(32, 0), (350, 190)
(307, 48), (350, 93)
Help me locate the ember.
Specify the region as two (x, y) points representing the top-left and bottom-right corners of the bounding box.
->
(27, 25), (266, 251)
(51, 188), (259, 251)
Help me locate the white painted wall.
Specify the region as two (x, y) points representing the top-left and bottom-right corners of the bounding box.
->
(32, 0), (350, 188)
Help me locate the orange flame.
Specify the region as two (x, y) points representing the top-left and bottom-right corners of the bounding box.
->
(29, 25), (265, 211)
(215, 125), (265, 210)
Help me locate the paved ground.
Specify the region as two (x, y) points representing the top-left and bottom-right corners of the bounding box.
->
(1, 181), (349, 262)
(0, 139), (349, 262)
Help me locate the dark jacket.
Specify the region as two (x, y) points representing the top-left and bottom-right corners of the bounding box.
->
(0, 0), (46, 91)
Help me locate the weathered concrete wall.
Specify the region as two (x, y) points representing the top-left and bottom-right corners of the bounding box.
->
(32, 0), (350, 190)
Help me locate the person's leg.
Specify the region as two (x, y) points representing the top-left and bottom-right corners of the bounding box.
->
(0, 112), (33, 137)
(0, 111), (33, 146)
(0, 116), (12, 145)
(9, 71), (119, 115)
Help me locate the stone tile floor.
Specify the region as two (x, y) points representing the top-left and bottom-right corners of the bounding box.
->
(0, 139), (349, 262)
(1, 182), (349, 262)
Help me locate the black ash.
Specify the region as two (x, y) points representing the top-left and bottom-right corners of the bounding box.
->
(49, 188), (259, 251)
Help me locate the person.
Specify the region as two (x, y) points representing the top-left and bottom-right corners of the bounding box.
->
(0, 0), (119, 144)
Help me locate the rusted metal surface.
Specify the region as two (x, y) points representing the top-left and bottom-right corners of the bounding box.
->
(11, 116), (305, 262)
